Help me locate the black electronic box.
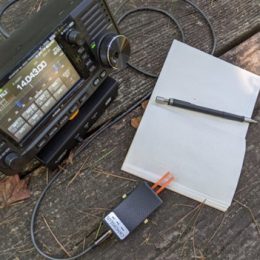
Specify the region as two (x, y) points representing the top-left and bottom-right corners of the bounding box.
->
(0, 0), (130, 175)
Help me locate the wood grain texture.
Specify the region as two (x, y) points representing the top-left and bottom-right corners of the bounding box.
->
(0, 32), (259, 260)
(0, 0), (259, 128)
(98, 0), (260, 127)
(0, 0), (259, 259)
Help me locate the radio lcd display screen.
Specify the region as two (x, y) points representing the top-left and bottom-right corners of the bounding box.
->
(0, 40), (80, 142)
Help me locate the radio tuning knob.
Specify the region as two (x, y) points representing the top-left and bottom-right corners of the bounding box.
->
(99, 33), (130, 69)
(65, 30), (85, 46)
(4, 152), (20, 170)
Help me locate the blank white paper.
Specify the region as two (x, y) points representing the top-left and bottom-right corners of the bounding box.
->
(122, 41), (260, 211)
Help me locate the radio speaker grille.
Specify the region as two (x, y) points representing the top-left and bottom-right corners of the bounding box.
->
(79, 1), (111, 40)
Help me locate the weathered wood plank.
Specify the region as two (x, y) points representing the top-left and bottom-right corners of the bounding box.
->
(0, 0), (259, 259)
(90, 0), (260, 132)
(0, 0), (259, 128)
(0, 32), (259, 260)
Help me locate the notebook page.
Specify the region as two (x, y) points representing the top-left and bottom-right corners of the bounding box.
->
(122, 41), (260, 211)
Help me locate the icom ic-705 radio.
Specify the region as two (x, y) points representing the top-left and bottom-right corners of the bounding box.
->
(0, 0), (130, 175)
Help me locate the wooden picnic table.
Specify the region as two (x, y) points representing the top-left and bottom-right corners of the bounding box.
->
(0, 0), (259, 259)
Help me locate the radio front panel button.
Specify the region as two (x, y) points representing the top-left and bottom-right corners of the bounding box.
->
(36, 90), (51, 106)
(14, 123), (31, 140)
(77, 47), (85, 55)
(84, 122), (90, 129)
(85, 59), (93, 68)
(22, 103), (38, 120)
(48, 126), (59, 137)
(41, 97), (56, 113)
(89, 65), (96, 73)
(100, 70), (107, 78)
(70, 105), (78, 114)
(8, 117), (26, 134)
(81, 53), (89, 61)
(0, 141), (6, 153)
(0, 141), (6, 148)
(93, 78), (100, 86)
(80, 94), (88, 104)
(48, 78), (63, 94)
(37, 139), (47, 149)
(59, 115), (69, 126)
(28, 110), (44, 126)
(0, 147), (11, 161)
(53, 85), (67, 100)
(62, 69), (71, 79)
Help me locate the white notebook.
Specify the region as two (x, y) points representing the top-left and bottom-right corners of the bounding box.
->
(122, 41), (260, 211)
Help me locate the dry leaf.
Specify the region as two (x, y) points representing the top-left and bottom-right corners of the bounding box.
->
(141, 100), (149, 110)
(131, 117), (142, 129)
(0, 175), (31, 208)
(66, 151), (75, 165)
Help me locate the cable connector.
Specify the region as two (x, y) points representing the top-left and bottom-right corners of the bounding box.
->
(103, 172), (174, 240)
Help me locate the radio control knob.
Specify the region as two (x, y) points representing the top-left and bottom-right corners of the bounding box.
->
(65, 30), (85, 46)
(4, 152), (20, 170)
(99, 33), (130, 69)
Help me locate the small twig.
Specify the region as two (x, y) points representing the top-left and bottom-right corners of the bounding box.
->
(204, 213), (226, 250)
(46, 169), (49, 185)
(95, 221), (103, 239)
(0, 217), (17, 226)
(74, 208), (100, 219)
(85, 207), (109, 211)
(161, 203), (202, 235)
(88, 148), (116, 170)
(17, 247), (34, 254)
(36, 0), (43, 12)
(192, 250), (206, 260)
(82, 237), (86, 251)
(236, 181), (260, 194)
(67, 149), (115, 187)
(42, 215), (71, 257)
(0, 244), (28, 255)
(180, 201), (205, 257)
(141, 233), (152, 246)
(192, 227), (197, 258)
(234, 199), (260, 236)
(191, 202), (205, 259)
(92, 168), (138, 182)
(66, 155), (90, 188)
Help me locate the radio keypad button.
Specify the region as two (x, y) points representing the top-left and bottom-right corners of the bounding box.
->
(37, 139), (47, 149)
(80, 94), (88, 104)
(81, 53), (89, 61)
(48, 78), (63, 94)
(41, 97), (56, 113)
(14, 123), (31, 140)
(53, 85), (67, 100)
(0, 148), (11, 160)
(48, 127), (59, 137)
(70, 105), (78, 114)
(77, 47), (85, 55)
(22, 103), (38, 120)
(100, 70), (107, 78)
(85, 59), (93, 67)
(36, 90), (51, 106)
(60, 115), (69, 126)
(84, 122), (90, 129)
(89, 65), (96, 73)
(8, 117), (25, 134)
(93, 78), (100, 86)
(0, 141), (6, 152)
(28, 110), (44, 126)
